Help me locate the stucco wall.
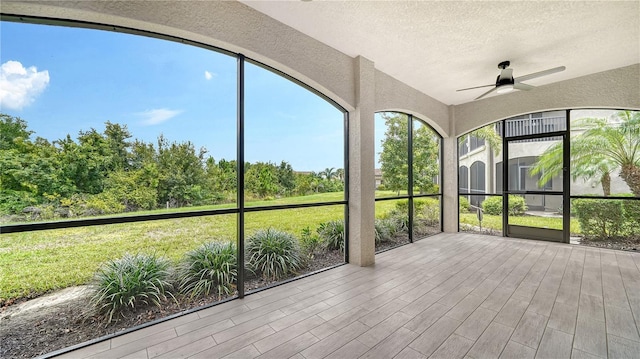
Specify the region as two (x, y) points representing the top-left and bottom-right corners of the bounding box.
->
(374, 70), (449, 136)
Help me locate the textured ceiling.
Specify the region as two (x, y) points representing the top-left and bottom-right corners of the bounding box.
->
(241, 1), (640, 105)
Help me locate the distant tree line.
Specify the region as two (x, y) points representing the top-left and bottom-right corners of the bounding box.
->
(0, 114), (344, 219)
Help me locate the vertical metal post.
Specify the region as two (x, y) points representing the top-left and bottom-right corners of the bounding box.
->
(563, 110), (571, 243)
(502, 120), (508, 237)
(440, 137), (444, 233)
(237, 54), (245, 298)
(408, 115), (414, 242)
(343, 111), (350, 263)
(456, 135), (460, 232)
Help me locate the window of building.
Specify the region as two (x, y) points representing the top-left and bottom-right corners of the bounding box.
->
(459, 166), (469, 193)
(470, 161), (486, 207)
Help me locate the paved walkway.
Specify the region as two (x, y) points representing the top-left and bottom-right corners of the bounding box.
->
(57, 233), (640, 358)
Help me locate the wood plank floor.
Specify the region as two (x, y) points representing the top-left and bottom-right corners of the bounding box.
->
(57, 233), (640, 359)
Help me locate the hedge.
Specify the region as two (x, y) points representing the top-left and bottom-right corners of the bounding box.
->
(573, 197), (639, 239)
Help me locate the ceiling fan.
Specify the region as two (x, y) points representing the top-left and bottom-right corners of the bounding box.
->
(457, 61), (566, 100)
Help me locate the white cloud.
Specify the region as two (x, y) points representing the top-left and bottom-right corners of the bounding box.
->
(138, 108), (182, 125)
(204, 71), (215, 80)
(0, 60), (50, 110)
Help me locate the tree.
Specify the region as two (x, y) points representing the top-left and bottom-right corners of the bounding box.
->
(245, 162), (279, 198)
(54, 129), (112, 195)
(379, 113), (440, 195)
(205, 158), (237, 198)
(101, 166), (159, 211)
(104, 121), (132, 171)
(532, 111), (640, 196)
(460, 124), (502, 155)
(379, 113), (409, 194)
(310, 171), (323, 193)
(412, 123), (440, 194)
(320, 167), (335, 180)
(293, 172), (313, 195)
(276, 161), (295, 195)
(156, 135), (207, 207)
(0, 114), (32, 151)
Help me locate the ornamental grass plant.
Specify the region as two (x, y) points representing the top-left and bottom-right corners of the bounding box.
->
(246, 228), (302, 281)
(176, 241), (237, 300)
(317, 220), (345, 252)
(90, 253), (174, 323)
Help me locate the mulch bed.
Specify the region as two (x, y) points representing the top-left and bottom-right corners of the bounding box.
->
(0, 250), (344, 359)
(578, 236), (640, 252)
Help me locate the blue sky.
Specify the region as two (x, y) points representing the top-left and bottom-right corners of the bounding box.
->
(0, 21), (364, 172)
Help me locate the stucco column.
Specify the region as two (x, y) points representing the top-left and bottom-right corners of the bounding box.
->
(348, 56), (376, 266)
(442, 137), (459, 233)
(441, 105), (458, 233)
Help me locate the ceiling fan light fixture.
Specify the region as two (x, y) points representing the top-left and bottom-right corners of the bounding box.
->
(496, 84), (514, 94)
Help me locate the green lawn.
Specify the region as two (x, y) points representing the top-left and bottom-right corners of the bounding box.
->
(8, 193), (570, 304)
(460, 212), (581, 234)
(0, 193), (349, 303)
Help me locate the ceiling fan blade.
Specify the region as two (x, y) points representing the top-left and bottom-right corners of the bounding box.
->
(515, 66), (566, 83)
(456, 84), (494, 92)
(513, 83), (535, 91)
(475, 86), (497, 100)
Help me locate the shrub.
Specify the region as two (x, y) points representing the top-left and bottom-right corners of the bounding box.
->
(622, 199), (640, 236)
(317, 220), (345, 252)
(394, 201), (411, 213)
(300, 226), (322, 258)
(82, 193), (126, 216)
(482, 195), (527, 216)
(459, 197), (471, 213)
(573, 198), (626, 239)
(177, 241), (237, 300)
(90, 253), (173, 323)
(481, 196), (501, 215)
(507, 195), (527, 216)
(375, 218), (399, 244)
(246, 228), (302, 281)
(384, 203), (410, 233)
(0, 190), (39, 215)
(415, 198), (440, 225)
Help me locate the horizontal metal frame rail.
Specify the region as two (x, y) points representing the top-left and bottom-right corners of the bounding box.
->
(0, 201), (348, 234)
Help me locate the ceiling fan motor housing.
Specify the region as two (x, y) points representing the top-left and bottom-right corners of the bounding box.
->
(496, 75), (514, 86)
(496, 62), (514, 86)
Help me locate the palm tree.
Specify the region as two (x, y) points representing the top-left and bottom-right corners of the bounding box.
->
(464, 124), (502, 155)
(531, 111), (640, 196)
(321, 167), (336, 180)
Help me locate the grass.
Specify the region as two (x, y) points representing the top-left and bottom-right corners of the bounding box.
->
(4, 191), (576, 304)
(0, 193), (346, 303)
(459, 212), (581, 234)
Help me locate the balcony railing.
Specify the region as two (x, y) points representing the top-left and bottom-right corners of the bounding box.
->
(499, 116), (566, 139)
